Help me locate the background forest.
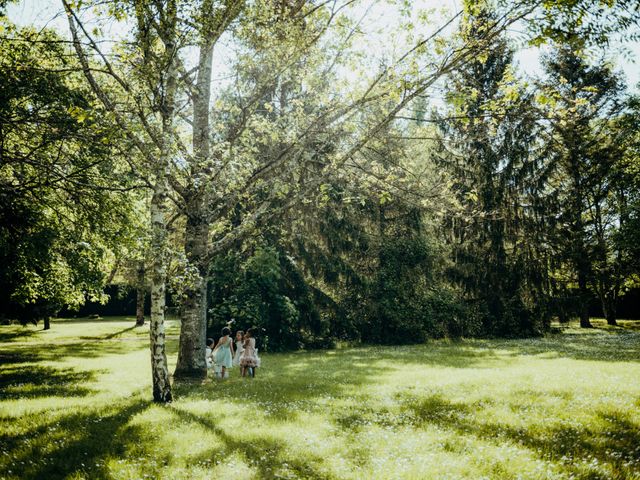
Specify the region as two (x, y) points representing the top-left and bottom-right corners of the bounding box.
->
(1, 0), (639, 366)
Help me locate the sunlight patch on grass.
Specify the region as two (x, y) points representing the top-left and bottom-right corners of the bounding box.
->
(1, 318), (639, 479)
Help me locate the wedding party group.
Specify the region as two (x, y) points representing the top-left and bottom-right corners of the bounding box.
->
(206, 327), (261, 378)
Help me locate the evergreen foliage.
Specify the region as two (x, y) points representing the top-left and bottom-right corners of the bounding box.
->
(436, 9), (550, 337)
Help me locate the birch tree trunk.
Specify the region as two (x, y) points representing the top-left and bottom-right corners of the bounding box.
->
(149, 175), (172, 402)
(174, 40), (214, 379)
(149, 1), (178, 402)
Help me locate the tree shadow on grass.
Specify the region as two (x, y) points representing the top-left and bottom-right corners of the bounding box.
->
(478, 410), (640, 479)
(170, 406), (333, 480)
(174, 348), (402, 420)
(0, 339), (146, 366)
(175, 344), (506, 404)
(101, 325), (139, 339)
(175, 361), (382, 473)
(332, 392), (473, 436)
(0, 398), (151, 480)
(0, 350), (40, 365)
(473, 329), (640, 363)
(0, 328), (37, 343)
(0, 365), (97, 400)
(321, 343), (508, 369)
(328, 389), (640, 479)
(396, 393), (640, 480)
(80, 324), (140, 340)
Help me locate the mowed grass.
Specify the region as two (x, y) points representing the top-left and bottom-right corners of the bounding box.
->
(1, 318), (639, 480)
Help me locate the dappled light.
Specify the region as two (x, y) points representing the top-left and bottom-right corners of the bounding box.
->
(1, 319), (639, 479)
(1, 0), (639, 477)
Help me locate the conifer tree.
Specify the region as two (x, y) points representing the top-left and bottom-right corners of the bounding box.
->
(437, 8), (546, 335)
(540, 44), (623, 328)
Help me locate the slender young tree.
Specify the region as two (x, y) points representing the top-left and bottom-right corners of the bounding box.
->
(141, 0), (178, 402)
(63, 0), (181, 401)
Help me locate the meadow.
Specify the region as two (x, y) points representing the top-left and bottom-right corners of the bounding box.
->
(1, 318), (639, 480)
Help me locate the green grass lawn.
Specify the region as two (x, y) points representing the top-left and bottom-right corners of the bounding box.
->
(1, 317), (639, 480)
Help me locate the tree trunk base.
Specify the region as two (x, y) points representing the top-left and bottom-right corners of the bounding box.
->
(152, 389), (173, 403)
(135, 317), (145, 327)
(43, 317), (50, 330)
(606, 318), (617, 326)
(173, 367), (207, 381)
(580, 319), (593, 328)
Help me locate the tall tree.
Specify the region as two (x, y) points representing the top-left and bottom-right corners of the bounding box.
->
(540, 44), (623, 328)
(437, 8), (546, 335)
(173, 0), (245, 379)
(63, 0), (182, 401)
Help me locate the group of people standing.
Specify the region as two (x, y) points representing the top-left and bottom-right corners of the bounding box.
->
(206, 327), (260, 378)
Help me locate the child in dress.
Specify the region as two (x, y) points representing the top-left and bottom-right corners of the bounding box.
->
(239, 328), (259, 378)
(205, 338), (215, 372)
(233, 330), (244, 367)
(212, 327), (234, 379)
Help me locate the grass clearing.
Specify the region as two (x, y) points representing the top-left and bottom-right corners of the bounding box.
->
(1, 317), (639, 479)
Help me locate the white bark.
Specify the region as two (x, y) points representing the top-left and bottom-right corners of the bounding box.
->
(149, 179), (172, 402)
(62, 0), (176, 401)
(149, 0), (179, 402)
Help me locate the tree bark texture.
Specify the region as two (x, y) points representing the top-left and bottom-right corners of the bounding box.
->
(150, 179), (172, 402)
(149, 0), (178, 402)
(175, 214), (209, 378)
(174, 39), (214, 379)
